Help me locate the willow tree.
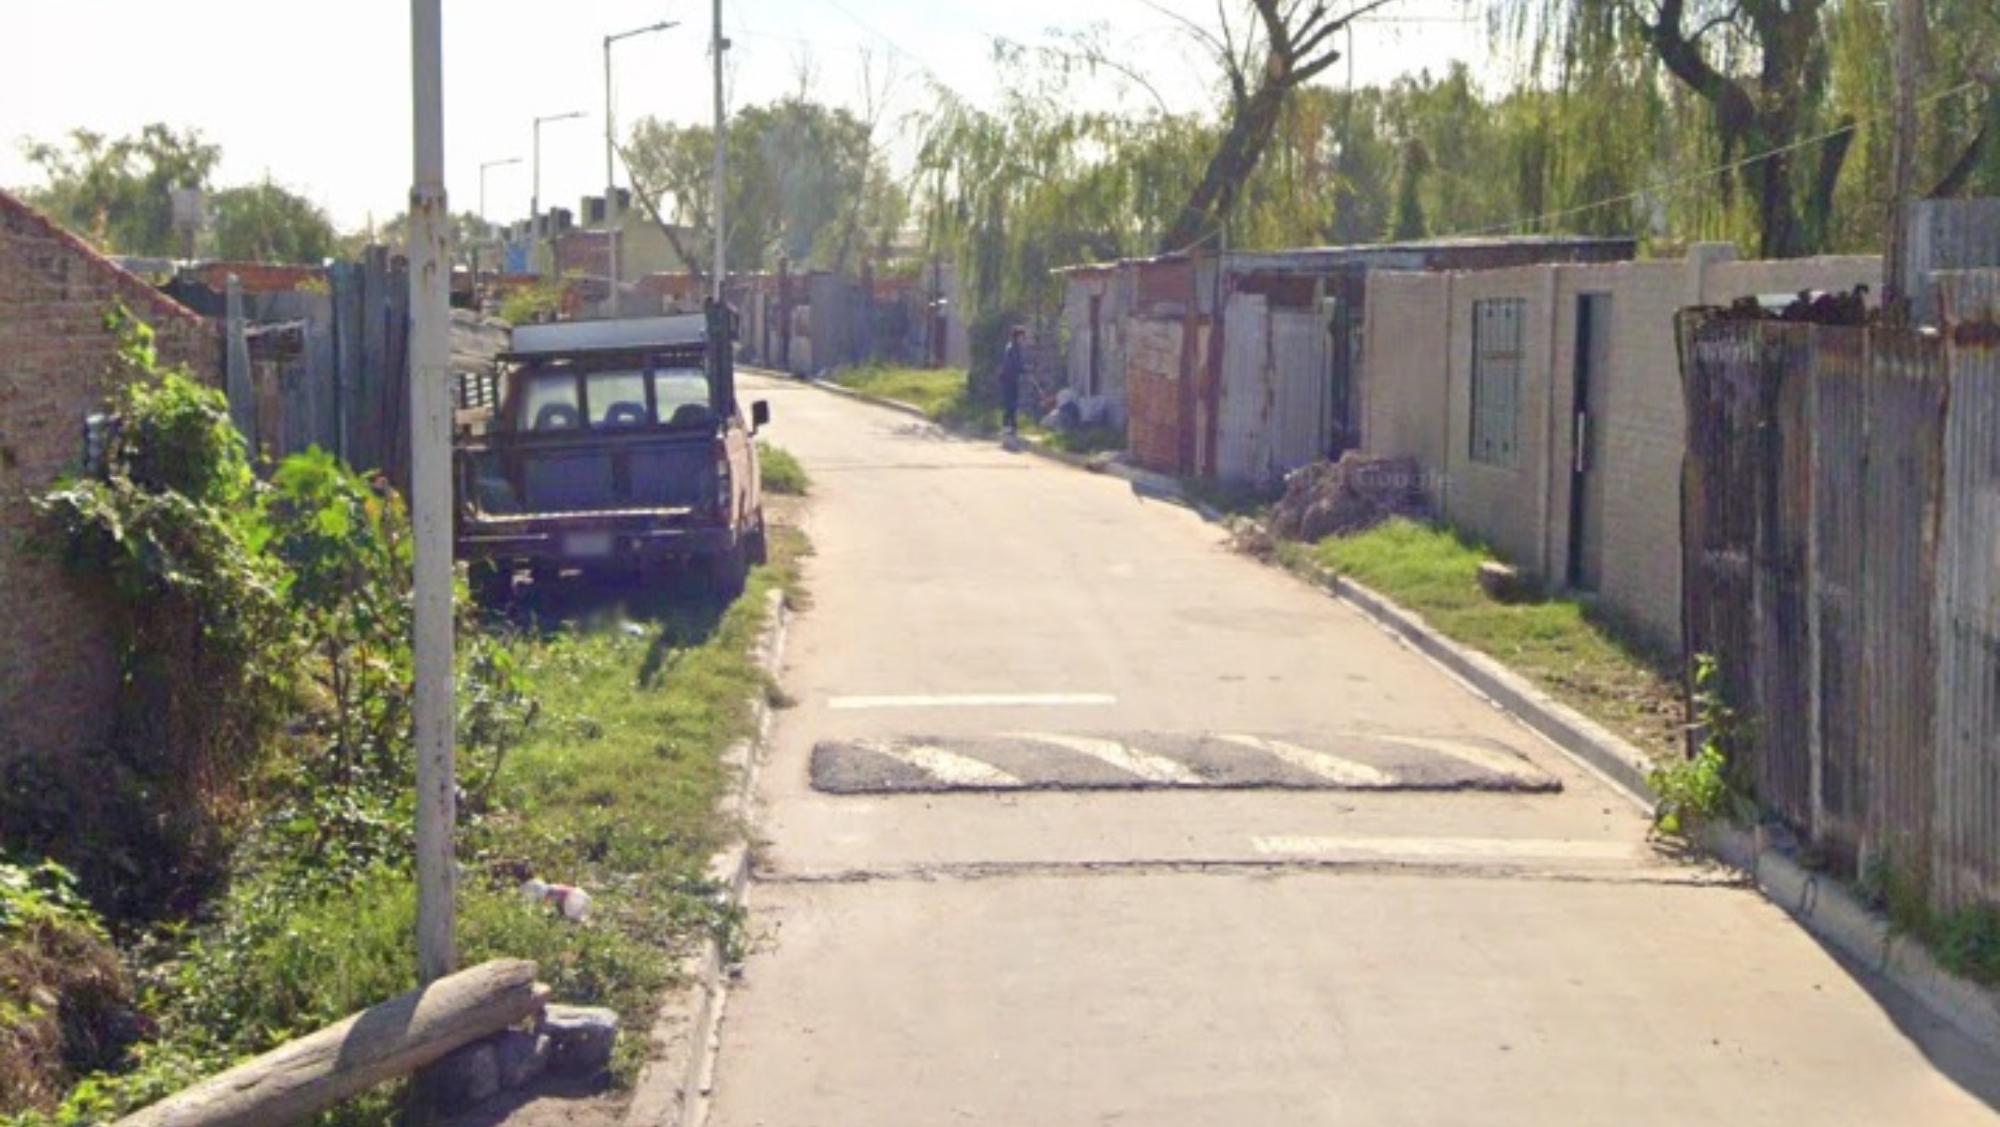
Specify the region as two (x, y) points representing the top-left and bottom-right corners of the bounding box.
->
(1498, 0), (1860, 256)
(1821, 0), (2000, 250)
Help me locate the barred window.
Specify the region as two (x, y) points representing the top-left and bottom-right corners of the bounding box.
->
(1470, 298), (1525, 467)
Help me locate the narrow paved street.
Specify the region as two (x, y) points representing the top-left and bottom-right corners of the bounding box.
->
(710, 372), (2000, 1125)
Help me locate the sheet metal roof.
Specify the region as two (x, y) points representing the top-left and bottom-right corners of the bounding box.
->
(508, 313), (707, 358)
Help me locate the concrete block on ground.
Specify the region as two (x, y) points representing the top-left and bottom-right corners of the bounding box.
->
(543, 1005), (619, 1077)
(494, 1028), (551, 1090)
(1477, 561), (1530, 603)
(429, 1040), (501, 1110)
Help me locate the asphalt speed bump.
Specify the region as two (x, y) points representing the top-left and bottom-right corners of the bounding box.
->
(810, 731), (1560, 795)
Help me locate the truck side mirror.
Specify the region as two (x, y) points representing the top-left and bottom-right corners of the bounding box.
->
(751, 400), (771, 432)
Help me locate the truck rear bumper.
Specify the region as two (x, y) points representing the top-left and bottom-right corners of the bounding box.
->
(458, 516), (734, 570)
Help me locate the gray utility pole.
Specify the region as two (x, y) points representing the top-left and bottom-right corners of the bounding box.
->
(477, 157), (522, 281)
(712, 0), (728, 302)
(532, 110), (587, 278)
(605, 20), (679, 319)
(1885, 0), (1925, 312)
(408, 0), (456, 985)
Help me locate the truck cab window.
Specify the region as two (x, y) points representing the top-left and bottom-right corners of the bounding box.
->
(586, 371), (651, 428)
(655, 368), (715, 428)
(521, 372), (582, 432)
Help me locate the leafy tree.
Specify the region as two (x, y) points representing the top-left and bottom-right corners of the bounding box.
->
(622, 98), (901, 283)
(19, 125), (220, 255)
(210, 181), (336, 264)
(339, 210), (489, 266)
(1822, 0), (2000, 251)
(1389, 138), (1432, 239)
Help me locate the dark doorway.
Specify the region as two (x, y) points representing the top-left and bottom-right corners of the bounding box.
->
(1567, 293), (1610, 591)
(1087, 294), (1103, 396)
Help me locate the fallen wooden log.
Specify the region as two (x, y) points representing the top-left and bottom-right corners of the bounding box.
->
(117, 959), (545, 1127)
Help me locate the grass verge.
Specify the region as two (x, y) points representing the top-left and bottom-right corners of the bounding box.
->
(468, 525), (808, 1080)
(757, 443), (810, 496)
(830, 365), (981, 427)
(4, 529), (809, 1126)
(1291, 518), (1684, 762)
(830, 364), (1096, 444)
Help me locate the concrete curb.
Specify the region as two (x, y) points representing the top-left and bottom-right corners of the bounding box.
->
(801, 376), (930, 421)
(623, 588), (789, 1127)
(1304, 564), (1658, 805)
(1304, 562), (2000, 1056)
(1701, 823), (2000, 1052)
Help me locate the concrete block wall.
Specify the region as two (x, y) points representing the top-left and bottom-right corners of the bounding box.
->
(1358, 271), (1451, 508)
(1363, 247), (1880, 653)
(0, 190), (222, 765)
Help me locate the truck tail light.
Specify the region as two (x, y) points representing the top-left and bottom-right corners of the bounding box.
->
(713, 438), (732, 519)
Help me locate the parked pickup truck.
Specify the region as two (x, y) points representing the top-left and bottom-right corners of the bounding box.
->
(454, 305), (771, 600)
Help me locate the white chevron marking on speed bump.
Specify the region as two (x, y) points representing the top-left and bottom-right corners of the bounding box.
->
(1017, 732), (1205, 785)
(1381, 735), (1543, 782)
(1216, 734), (1396, 788)
(869, 742), (1022, 788)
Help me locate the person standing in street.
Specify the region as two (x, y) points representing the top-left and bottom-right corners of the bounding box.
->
(1000, 325), (1027, 436)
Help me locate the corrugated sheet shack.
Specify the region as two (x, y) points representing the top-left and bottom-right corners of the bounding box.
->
(1056, 236), (1636, 482)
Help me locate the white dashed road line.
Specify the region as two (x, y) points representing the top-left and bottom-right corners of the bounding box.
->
(1252, 835), (1642, 863)
(1017, 732), (1206, 786)
(828, 693), (1118, 710)
(1216, 734), (1396, 788)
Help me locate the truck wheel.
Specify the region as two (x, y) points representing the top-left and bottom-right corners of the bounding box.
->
(746, 512), (769, 566)
(706, 542), (749, 601)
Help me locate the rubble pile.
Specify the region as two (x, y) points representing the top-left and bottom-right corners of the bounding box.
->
(1268, 452), (1429, 543)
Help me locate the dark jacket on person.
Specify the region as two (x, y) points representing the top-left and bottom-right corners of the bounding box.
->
(1000, 340), (1026, 384)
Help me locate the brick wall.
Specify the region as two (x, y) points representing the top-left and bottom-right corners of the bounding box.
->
(1125, 316), (1186, 474)
(0, 189), (222, 764)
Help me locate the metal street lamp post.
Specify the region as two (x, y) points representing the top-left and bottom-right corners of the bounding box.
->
(531, 110), (588, 277)
(605, 19), (679, 318)
(477, 156), (521, 280)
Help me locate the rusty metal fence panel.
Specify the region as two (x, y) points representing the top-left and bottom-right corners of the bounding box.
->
(1754, 324), (1815, 830)
(1680, 288), (2000, 913)
(1809, 328), (1867, 854)
(1859, 331), (1946, 870)
(1680, 317), (1764, 783)
(1936, 271), (2000, 908)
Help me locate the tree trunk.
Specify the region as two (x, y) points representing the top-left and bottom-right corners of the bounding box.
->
(1157, 85), (1287, 255)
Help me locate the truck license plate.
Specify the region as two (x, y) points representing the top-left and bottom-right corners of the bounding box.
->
(565, 532), (614, 558)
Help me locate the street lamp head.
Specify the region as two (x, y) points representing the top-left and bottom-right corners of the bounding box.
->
(609, 19), (680, 45)
(536, 110), (589, 126)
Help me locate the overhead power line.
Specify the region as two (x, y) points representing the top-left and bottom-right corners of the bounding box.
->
(1447, 78), (1986, 239)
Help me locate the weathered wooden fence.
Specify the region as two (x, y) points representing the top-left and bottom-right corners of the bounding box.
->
(174, 251), (413, 488)
(1679, 270), (2000, 910)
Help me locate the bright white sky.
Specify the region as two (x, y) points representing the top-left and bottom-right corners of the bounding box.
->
(1, 1), (1483, 234)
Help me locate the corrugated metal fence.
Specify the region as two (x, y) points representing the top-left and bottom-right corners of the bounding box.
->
(1679, 270), (2000, 910)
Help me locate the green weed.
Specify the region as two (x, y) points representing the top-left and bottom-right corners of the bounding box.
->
(1306, 519), (1684, 761)
(758, 443), (810, 496)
